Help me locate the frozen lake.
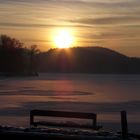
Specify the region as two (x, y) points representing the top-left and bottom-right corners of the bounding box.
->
(0, 73), (140, 133)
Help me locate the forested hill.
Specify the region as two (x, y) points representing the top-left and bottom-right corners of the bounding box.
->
(0, 35), (140, 75)
(38, 47), (140, 74)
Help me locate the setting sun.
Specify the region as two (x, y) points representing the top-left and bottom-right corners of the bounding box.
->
(53, 29), (74, 48)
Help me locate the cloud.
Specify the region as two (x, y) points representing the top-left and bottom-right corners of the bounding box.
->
(0, 0), (140, 8)
(69, 16), (140, 26)
(0, 22), (92, 28)
(0, 22), (63, 28)
(77, 32), (140, 41)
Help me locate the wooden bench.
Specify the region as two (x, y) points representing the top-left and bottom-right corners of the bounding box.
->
(30, 110), (99, 129)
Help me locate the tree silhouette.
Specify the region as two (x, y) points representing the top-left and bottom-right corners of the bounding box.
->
(0, 35), (23, 49)
(28, 45), (40, 75)
(0, 35), (40, 76)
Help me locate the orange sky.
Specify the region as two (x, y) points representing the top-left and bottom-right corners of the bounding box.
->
(0, 0), (140, 57)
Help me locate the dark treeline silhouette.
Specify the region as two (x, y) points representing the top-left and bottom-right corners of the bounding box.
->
(0, 35), (39, 76)
(0, 35), (140, 75)
(38, 47), (140, 74)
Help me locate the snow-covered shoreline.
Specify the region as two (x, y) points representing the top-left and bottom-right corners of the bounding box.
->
(0, 125), (140, 140)
(0, 125), (123, 140)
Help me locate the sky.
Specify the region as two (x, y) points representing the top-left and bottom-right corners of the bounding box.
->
(0, 0), (140, 57)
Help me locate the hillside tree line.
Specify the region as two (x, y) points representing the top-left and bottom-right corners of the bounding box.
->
(0, 35), (39, 76)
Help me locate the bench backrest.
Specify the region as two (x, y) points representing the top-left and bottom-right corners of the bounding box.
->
(30, 110), (97, 128)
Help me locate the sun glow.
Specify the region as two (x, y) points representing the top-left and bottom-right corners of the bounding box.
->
(53, 28), (74, 48)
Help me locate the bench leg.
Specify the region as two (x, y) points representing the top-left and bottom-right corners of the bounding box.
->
(30, 114), (34, 126)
